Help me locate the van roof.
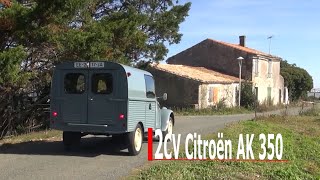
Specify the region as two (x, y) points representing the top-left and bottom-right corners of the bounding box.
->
(121, 64), (152, 77)
(55, 61), (152, 76)
(53, 61), (154, 100)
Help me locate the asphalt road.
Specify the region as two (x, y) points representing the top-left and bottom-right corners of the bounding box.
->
(0, 107), (304, 180)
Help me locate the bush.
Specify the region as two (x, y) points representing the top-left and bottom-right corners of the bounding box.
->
(299, 108), (320, 116)
(216, 98), (227, 109)
(240, 82), (255, 108)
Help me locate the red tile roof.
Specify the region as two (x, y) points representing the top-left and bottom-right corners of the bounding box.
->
(151, 63), (240, 84)
(208, 38), (278, 58)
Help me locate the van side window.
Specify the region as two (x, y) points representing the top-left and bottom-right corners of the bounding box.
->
(144, 75), (155, 98)
(92, 73), (113, 94)
(64, 73), (85, 94)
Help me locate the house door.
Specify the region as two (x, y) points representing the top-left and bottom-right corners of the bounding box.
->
(255, 87), (259, 102)
(267, 87), (272, 105)
(279, 89), (282, 104)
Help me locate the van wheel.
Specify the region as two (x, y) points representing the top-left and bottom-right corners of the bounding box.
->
(162, 117), (173, 141)
(128, 124), (143, 156)
(63, 131), (81, 150)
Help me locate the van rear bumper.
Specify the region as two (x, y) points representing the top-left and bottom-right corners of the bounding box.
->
(51, 123), (127, 135)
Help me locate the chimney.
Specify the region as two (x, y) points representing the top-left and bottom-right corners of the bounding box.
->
(239, 35), (246, 47)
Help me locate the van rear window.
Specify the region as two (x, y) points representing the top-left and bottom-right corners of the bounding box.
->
(92, 73), (113, 94)
(64, 73), (85, 94)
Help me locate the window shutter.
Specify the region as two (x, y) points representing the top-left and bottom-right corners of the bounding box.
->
(213, 87), (219, 103)
(253, 59), (256, 74)
(256, 59), (259, 74)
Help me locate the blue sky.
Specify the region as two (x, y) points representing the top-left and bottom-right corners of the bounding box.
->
(165, 0), (319, 89)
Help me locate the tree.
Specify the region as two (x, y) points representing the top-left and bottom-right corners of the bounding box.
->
(0, 0), (191, 138)
(280, 60), (313, 101)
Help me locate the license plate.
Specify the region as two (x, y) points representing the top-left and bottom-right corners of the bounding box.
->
(74, 62), (89, 68)
(90, 62), (104, 68)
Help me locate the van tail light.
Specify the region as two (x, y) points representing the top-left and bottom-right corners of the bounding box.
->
(52, 111), (58, 117)
(119, 114), (125, 120)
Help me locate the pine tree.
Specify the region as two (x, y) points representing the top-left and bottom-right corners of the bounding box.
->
(0, 0), (191, 138)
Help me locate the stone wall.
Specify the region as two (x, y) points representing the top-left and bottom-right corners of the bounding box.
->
(147, 67), (201, 108)
(199, 83), (238, 108)
(166, 39), (254, 80)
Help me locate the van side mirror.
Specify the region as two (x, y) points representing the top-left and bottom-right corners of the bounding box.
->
(162, 93), (167, 101)
(157, 93), (167, 101)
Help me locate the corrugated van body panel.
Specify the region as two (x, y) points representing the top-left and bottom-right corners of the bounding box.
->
(127, 100), (145, 132)
(145, 102), (156, 129)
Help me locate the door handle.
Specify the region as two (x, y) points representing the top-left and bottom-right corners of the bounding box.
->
(149, 103), (152, 110)
(89, 98), (93, 101)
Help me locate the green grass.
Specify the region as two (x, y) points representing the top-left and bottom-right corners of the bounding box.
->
(0, 130), (61, 145)
(173, 103), (301, 116)
(174, 107), (252, 116)
(131, 110), (320, 179)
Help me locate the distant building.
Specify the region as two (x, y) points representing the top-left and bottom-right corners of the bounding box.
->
(308, 89), (320, 98)
(166, 36), (287, 105)
(148, 64), (240, 108)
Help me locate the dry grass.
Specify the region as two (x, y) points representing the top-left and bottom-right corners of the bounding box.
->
(0, 130), (62, 145)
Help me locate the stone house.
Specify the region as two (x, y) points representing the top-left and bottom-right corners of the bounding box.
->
(148, 64), (240, 108)
(166, 36), (287, 105)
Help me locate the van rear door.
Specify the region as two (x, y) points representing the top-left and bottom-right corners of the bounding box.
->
(61, 70), (88, 124)
(87, 70), (115, 125)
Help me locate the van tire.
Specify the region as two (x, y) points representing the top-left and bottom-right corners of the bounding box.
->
(162, 117), (173, 141)
(63, 131), (81, 150)
(128, 124), (143, 156)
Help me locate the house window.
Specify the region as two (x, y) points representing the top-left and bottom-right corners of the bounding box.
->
(208, 87), (213, 102)
(253, 59), (259, 76)
(267, 59), (272, 78)
(208, 87), (219, 103)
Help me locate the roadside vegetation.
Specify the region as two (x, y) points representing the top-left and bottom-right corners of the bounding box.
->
(0, 0), (191, 140)
(0, 130), (61, 146)
(173, 103), (299, 116)
(173, 107), (252, 116)
(172, 81), (304, 116)
(131, 107), (320, 179)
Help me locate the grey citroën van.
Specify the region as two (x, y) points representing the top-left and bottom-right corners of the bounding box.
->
(50, 61), (174, 155)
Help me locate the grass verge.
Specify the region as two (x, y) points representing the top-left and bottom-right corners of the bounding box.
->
(131, 109), (320, 179)
(0, 130), (61, 145)
(174, 107), (252, 116)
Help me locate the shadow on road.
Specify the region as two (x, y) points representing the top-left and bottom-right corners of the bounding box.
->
(0, 136), (139, 157)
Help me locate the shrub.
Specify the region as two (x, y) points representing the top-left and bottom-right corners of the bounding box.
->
(299, 108), (320, 116)
(240, 82), (255, 108)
